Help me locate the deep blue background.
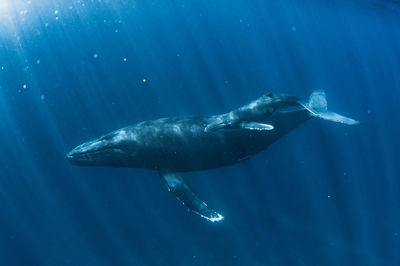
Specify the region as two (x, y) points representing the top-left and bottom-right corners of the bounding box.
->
(0, 0), (399, 265)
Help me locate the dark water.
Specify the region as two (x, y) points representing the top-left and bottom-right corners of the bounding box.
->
(0, 1), (399, 265)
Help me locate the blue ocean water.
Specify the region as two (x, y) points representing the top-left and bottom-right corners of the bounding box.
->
(0, 0), (399, 265)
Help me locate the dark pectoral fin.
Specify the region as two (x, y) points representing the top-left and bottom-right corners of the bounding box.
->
(159, 172), (224, 223)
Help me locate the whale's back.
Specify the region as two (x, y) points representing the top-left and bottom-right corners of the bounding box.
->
(128, 116), (273, 172)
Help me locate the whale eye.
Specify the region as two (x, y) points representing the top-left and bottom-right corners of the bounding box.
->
(265, 93), (274, 98)
(99, 132), (117, 141)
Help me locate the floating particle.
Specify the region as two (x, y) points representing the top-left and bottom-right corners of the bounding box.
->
(327, 195), (331, 198)
(93, 53), (99, 59)
(40, 95), (45, 101)
(55, 17), (59, 20)
(123, 58), (127, 62)
(142, 79), (146, 83)
(367, 109), (372, 114)
(22, 84), (27, 89)
(54, 10), (59, 15)
(36, 59), (40, 64)
(291, 26), (297, 32)
(1, 66), (4, 70)
(115, 29), (119, 33)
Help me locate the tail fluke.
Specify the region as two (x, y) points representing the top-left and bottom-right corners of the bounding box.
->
(302, 91), (360, 126)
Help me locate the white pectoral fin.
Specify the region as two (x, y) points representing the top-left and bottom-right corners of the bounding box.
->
(206, 121), (274, 132)
(240, 122), (274, 131)
(159, 172), (224, 223)
(303, 91), (361, 126)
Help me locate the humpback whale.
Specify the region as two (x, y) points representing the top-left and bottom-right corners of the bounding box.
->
(67, 91), (359, 222)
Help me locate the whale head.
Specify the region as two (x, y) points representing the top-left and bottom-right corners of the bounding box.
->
(67, 129), (137, 167)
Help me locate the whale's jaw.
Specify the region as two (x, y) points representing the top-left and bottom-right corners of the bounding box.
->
(67, 139), (107, 166)
(66, 132), (132, 167)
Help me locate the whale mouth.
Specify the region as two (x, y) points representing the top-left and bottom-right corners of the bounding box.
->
(67, 148), (99, 164)
(67, 148), (126, 165)
(67, 148), (100, 161)
(66, 138), (125, 165)
(67, 140), (101, 159)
